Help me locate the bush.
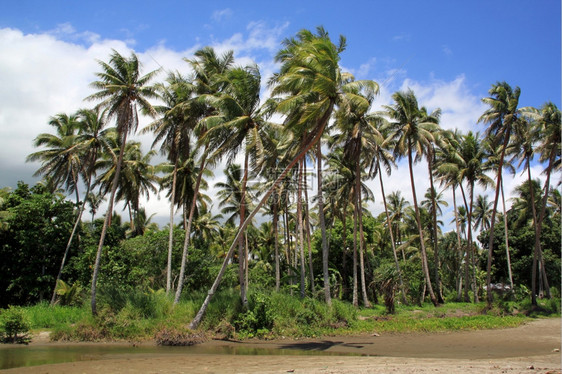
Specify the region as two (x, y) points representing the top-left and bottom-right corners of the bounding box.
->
(0, 306), (31, 344)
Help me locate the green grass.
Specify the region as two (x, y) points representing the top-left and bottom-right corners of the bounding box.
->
(8, 292), (560, 342)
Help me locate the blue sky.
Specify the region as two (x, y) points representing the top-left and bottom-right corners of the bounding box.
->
(0, 0), (560, 226)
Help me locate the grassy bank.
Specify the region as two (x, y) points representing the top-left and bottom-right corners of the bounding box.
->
(3, 289), (559, 343)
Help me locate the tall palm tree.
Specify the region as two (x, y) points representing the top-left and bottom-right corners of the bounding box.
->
(190, 27), (374, 328)
(383, 89), (440, 306)
(458, 132), (493, 302)
(331, 83), (379, 307)
(203, 64), (268, 305)
(483, 136), (516, 291)
(368, 125), (408, 303)
(51, 108), (112, 304)
(143, 72), (194, 294)
(478, 82), (520, 305)
(523, 102), (560, 304)
(85, 50), (159, 315)
(173, 47), (234, 304)
(435, 129), (466, 300)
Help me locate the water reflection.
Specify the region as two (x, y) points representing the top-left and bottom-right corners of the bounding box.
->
(0, 342), (356, 370)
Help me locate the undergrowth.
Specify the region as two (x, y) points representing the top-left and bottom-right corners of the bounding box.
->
(4, 289), (559, 343)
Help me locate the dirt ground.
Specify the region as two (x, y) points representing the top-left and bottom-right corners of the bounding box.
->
(2, 318), (560, 374)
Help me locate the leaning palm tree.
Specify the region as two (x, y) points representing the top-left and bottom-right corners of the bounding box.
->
(142, 72), (193, 294)
(383, 89), (440, 306)
(50, 108), (113, 304)
(173, 47), (234, 305)
(478, 82), (520, 305)
(85, 50), (159, 315)
(202, 64), (268, 305)
(190, 27), (375, 328)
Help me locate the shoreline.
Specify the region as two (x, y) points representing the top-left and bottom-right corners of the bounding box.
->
(1, 318), (559, 373)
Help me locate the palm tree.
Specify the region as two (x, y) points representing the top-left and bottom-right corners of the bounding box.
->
(483, 136), (516, 291)
(458, 132), (493, 302)
(368, 125), (408, 303)
(473, 195), (492, 233)
(331, 83), (379, 307)
(143, 72), (194, 294)
(524, 102), (560, 304)
(190, 27), (374, 328)
(174, 47), (234, 304)
(85, 50), (159, 315)
(383, 89), (440, 306)
(27, 113), (83, 203)
(435, 129), (466, 300)
(202, 64), (268, 305)
(51, 108), (112, 304)
(478, 82), (520, 305)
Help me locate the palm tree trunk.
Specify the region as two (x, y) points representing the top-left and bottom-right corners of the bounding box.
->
(189, 106), (333, 329)
(273, 199), (280, 292)
(238, 151), (249, 306)
(297, 160), (306, 298)
(303, 173), (315, 293)
(317, 142), (332, 305)
(377, 161), (407, 304)
(500, 178), (514, 290)
(486, 131), (511, 306)
(535, 150), (556, 300)
(407, 142), (438, 306)
(459, 184), (471, 302)
(341, 210), (348, 298)
(352, 197), (358, 307)
(91, 132), (128, 315)
(166, 159), (178, 295)
(427, 152), (444, 303)
(356, 154), (370, 308)
(451, 186), (464, 301)
(174, 152), (208, 304)
(467, 184), (479, 303)
(51, 170), (93, 305)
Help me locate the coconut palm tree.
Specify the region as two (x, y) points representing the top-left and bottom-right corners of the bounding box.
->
(478, 82), (520, 305)
(27, 113), (83, 203)
(94, 140), (159, 233)
(367, 124), (408, 303)
(483, 136), (516, 291)
(473, 195), (493, 233)
(383, 89), (440, 306)
(202, 64), (268, 305)
(434, 129), (466, 300)
(190, 27), (375, 328)
(524, 102), (560, 304)
(174, 47), (234, 304)
(86, 50), (159, 315)
(50, 108), (112, 304)
(331, 83), (379, 307)
(142, 72), (194, 294)
(458, 132), (493, 302)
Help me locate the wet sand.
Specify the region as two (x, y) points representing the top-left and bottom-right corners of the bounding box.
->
(2, 318), (560, 373)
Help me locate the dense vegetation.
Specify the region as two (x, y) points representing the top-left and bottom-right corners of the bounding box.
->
(0, 27), (559, 341)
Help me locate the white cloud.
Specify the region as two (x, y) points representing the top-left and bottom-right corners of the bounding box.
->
(212, 8), (233, 22)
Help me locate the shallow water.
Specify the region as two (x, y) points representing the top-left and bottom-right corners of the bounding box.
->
(0, 342), (355, 370)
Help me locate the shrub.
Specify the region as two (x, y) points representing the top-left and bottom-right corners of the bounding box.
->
(0, 306), (31, 344)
